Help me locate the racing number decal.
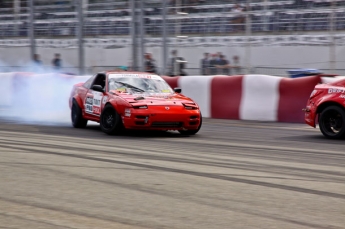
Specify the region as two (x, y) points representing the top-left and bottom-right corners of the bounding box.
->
(92, 92), (102, 115)
(85, 97), (93, 114)
(85, 91), (103, 115)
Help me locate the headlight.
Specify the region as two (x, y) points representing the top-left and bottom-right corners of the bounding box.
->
(132, 105), (148, 109)
(183, 103), (198, 110)
(310, 90), (317, 97)
(309, 90), (321, 99)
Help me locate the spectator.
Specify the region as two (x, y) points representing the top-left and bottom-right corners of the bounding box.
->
(231, 3), (246, 31)
(52, 53), (62, 70)
(33, 54), (42, 66)
(117, 66), (128, 71)
(200, 52), (210, 75)
(216, 55), (230, 75)
(232, 55), (241, 75)
(144, 53), (157, 74)
(29, 53), (43, 72)
(209, 54), (219, 75)
(169, 50), (187, 76)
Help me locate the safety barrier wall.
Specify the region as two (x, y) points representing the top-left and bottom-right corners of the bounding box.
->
(1, 72), (344, 123)
(162, 75), (345, 123)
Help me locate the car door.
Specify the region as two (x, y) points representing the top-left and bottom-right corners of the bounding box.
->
(84, 73), (106, 119)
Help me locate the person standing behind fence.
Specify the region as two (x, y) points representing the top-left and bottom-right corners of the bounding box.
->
(33, 54), (42, 66)
(217, 55), (230, 75)
(209, 54), (219, 75)
(144, 53), (157, 74)
(30, 53), (43, 72)
(52, 53), (62, 70)
(169, 50), (187, 76)
(232, 55), (241, 75)
(200, 52), (210, 75)
(231, 3), (246, 31)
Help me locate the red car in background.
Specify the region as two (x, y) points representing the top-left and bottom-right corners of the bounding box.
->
(69, 71), (202, 135)
(304, 78), (345, 139)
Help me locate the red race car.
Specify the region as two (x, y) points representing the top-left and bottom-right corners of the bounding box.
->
(69, 71), (202, 135)
(304, 78), (345, 139)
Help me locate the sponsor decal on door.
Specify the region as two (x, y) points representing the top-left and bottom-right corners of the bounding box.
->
(85, 91), (103, 115)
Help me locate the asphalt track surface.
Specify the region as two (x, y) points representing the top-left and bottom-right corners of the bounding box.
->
(0, 119), (344, 229)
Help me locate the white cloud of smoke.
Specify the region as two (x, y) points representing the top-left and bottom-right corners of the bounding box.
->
(0, 60), (90, 125)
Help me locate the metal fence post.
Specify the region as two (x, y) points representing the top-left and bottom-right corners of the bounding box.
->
(76, 0), (85, 75)
(329, 0), (336, 72)
(130, 0), (138, 71)
(28, 0), (35, 60)
(140, 0), (145, 72)
(245, 0), (252, 74)
(162, 0), (168, 75)
(14, 0), (20, 37)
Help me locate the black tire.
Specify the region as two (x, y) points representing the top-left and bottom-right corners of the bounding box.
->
(179, 113), (202, 135)
(100, 104), (124, 135)
(71, 100), (88, 128)
(319, 105), (345, 139)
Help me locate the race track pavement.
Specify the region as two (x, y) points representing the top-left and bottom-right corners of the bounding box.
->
(0, 119), (344, 229)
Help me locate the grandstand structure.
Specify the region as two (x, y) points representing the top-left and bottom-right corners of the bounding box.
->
(0, 0), (344, 75)
(0, 0), (344, 38)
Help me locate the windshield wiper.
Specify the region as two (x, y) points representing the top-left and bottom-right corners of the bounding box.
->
(113, 81), (145, 92)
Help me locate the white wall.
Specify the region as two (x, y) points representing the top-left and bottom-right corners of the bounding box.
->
(0, 45), (344, 74)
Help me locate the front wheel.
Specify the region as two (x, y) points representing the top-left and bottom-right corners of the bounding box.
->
(319, 105), (345, 139)
(179, 114), (202, 135)
(100, 104), (124, 135)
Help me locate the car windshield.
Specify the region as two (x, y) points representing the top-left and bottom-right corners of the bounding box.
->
(108, 74), (173, 94)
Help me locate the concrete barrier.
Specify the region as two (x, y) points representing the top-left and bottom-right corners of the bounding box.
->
(162, 74), (332, 123)
(2, 72), (344, 123)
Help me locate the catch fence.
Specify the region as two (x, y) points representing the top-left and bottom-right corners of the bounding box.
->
(0, 0), (344, 75)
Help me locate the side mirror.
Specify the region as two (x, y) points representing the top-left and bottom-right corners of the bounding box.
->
(92, 85), (104, 92)
(174, 87), (182, 93)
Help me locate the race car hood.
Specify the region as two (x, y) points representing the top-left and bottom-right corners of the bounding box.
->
(114, 91), (197, 106)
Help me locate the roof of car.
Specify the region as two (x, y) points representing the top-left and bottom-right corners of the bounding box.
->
(105, 70), (155, 75)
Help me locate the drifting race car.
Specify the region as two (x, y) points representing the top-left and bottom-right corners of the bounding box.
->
(304, 78), (345, 139)
(69, 71), (202, 135)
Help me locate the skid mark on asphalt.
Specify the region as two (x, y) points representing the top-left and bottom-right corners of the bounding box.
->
(1, 130), (344, 167)
(0, 163), (342, 229)
(1, 120), (345, 229)
(1, 142), (345, 200)
(0, 199), (151, 229)
(1, 138), (344, 184)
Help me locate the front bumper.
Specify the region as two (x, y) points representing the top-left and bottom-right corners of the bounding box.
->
(121, 106), (201, 130)
(304, 104), (317, 128)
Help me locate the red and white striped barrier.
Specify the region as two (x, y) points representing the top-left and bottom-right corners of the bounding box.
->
(1, 72), (343, 123)
(162, 74), (324, 123)
(321, 76), (345, 84)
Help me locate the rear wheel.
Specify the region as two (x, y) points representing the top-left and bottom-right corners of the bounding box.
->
(179, 114), (202, 135)
(71, 100), (88, 128)
(100, 104), (124, 135)
(319, 105), (345, 139)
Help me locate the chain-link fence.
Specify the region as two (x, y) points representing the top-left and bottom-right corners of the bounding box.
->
(0, 0), (344, 76)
